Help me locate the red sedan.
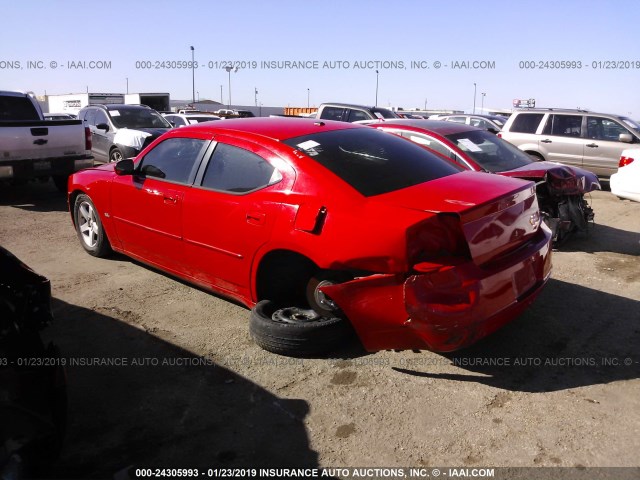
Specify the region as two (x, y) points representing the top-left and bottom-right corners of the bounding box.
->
(68, 118), (552, 356)
(369, 120), (601, 244)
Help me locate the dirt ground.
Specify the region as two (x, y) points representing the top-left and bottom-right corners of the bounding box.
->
(1, 181), (639, 478)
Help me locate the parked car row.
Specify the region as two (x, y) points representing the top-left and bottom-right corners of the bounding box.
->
(60, 101), (637, 358)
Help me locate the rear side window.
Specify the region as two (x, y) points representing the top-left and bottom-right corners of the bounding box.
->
(319, 107), (344, 121)
(83, 109), (97, 126)
(139, 138), (208, 184)
(284, 128), (462, 197)
(509, 113), (544, 133)
(0, 95), (41, 121)
(542, 115), (582, 137)
(586, 117), (630, 141)
(201, 143), (281, 193)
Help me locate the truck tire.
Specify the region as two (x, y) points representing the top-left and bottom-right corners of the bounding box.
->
(249, 300), (353, 357)
(52, 175), (69, 194)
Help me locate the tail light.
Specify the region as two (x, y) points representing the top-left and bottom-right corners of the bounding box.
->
(619, 156), (634, 168)
(406, 214), (471, 270)
(84, 126), (92, 151)
(497, 132), (502, 138)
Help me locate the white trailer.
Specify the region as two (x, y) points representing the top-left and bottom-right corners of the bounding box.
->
(124, 93), (170, 112)
(47, 93), (125, 115)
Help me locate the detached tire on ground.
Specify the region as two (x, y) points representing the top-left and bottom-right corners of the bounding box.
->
(250, 300), (354, 357)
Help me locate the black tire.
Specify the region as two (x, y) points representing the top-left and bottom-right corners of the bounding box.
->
(52, 175), (68, 194)
(109, 147), (123, 163)
(73, 193), (111, 257)
(249, 300), (353, 357)
(527, 152), (544, 162)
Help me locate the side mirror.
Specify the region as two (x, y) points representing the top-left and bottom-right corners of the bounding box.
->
(619, 133), (633, 143)
(96, 123), (109, 131)
(488, 128), (500, 134)
(115, 159), (135, 176)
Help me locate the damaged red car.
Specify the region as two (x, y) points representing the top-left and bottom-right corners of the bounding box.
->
(369, 120), (601, 244)
(67, 118), (552, 356)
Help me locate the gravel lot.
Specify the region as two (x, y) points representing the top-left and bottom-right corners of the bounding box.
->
(1, 181), (638, 478)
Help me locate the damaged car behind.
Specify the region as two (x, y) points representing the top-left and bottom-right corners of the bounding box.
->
(67, 118), (552, 357)
(369, 120), (601, 245)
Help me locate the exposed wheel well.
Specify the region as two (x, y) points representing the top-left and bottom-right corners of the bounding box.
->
(526, 151), (544, 161)
(255, 250), (318, 306)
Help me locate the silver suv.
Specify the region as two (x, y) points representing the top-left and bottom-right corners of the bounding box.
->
(499, 108), (640, 177)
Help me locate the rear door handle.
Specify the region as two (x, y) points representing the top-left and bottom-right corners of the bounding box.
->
(540, 139), (552, 144)
(33, 139), (48, 145)
(586, 143), (599, 148)
(163, 195), (177, 204)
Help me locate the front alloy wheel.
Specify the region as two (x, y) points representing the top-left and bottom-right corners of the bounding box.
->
(74, 194), (111, 257)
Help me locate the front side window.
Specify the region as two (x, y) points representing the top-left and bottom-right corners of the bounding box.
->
(83, 109), (97, 126)
(347, 109), (370, 122)
(586, 117), (630, 141)
(542, 115), (583, 137)
(138, 137), (208, 184)
(94, 110), (109, 127)
(0, 95), (41, 121)
(509, 113), (544, 133)
(201, 143), (281, 193)
(284, 127), (462, 197)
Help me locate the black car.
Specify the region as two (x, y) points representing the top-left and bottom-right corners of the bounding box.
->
(78, 104), (171, 163)
(317, 102), (399, 123)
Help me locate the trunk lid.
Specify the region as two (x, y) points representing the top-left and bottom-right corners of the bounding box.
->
(375, 171), (540, 265)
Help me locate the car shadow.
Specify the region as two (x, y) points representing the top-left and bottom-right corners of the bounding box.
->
(393, 278), (640, 393)
(45, 298), (319, 478)
(0, 180), (67, 212)
(563, 223), (639, 256)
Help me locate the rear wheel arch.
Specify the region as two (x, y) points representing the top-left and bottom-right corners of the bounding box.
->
(254, 249), (319, 306)
(526, 151), (545, 161)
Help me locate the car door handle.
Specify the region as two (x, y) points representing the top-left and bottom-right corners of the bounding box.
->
(33, 139), (48, 145)
(163, 195), (178, 204)
(246, 212), (266, 225)
(586, 143), (599, 148)
(540, 139), (552, 143)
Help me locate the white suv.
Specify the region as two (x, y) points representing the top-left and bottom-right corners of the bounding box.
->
(499, 108), (640, 177)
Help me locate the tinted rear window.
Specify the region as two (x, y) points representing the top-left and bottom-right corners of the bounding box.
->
(283, 128), (462, 197)
(445, 130), (531, 172)
(509, 113), (544, 133)
(0, 95), (41, 121)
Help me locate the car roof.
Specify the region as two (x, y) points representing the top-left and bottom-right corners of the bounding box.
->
(373, 119), (482, 135)
(170, 117), (362, 141)
(322, 102), (393, 111)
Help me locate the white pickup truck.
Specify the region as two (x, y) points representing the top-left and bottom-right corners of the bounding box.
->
(0, 90), (94, 192)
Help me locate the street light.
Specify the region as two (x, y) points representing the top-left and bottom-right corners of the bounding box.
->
(225, 66), (238, 109)
(481, 92), (486, 114)
(307, 88), (310, 108)
(424, 98), (427, 111)
(190, 46), (195, 104)
(126, 77), (129, 94)
(220, 85), (223, 104)
(197, 91), (200, 102)
(255, 87), (258, 107)
(473, 83), (477, 114)
(375, 70), (379, 107)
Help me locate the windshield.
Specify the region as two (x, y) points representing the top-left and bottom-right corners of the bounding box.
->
(445, 129), (532, 172)
(188, 117), (220, 124)
(620, 116), (640, 132)
(109, 108), (171, 129)
(284, 128), (462, 197)
(373, 108), (399, 119)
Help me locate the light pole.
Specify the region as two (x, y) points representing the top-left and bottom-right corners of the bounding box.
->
(126, 77), (129, 94)
(473, 82), (477, 114)
(481, 92), (486, 114)
(190, 46), (195, 104)
(375, 70), (379, 107)
(220, 85), (223, 104)
(307, 88), (310, 108)
(424, 98), (427, 111)
(255, 87), (258, 107)
(197, 91), (200, 102)
(225, 66), (238, 109)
